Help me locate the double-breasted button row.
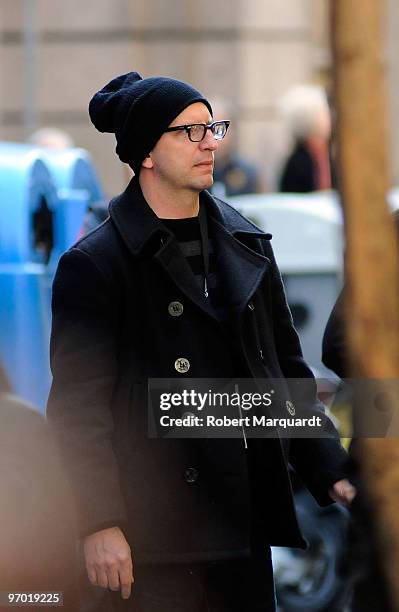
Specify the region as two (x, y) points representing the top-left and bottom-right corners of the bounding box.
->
(168, 302), (188, 373)
(168, 301), (184, 317)
(184, 467), (199, 484)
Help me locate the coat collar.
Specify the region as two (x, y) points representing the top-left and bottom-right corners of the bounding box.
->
(109, 177), (272, 319)
(109, 176), (272, 256)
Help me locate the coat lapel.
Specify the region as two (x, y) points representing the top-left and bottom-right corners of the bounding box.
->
(109, 177), (273, 320)
(201, 189), (272, 317)
(154, 237), (218, 321)
(209, 219), (271, 315)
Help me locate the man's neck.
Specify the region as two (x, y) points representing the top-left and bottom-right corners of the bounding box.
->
(139, 175), (200, 219)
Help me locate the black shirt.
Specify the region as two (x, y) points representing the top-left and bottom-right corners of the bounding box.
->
(160, 211), (248, 378)
(160, 213), (225, 321)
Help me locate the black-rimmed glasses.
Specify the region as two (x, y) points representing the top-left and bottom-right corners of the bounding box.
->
(164, 120), (230, 142)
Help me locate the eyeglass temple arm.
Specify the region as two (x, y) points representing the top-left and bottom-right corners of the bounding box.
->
(164, 126), (187, 133)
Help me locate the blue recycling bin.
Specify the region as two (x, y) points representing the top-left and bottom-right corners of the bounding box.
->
(40, 148), (105, 267)
(0, 143), (60, 410)
(0, 144), (105, 410)
(0, 143), (58, 265)
(41, 147), (104, 203)
(0, 144), (104, 410)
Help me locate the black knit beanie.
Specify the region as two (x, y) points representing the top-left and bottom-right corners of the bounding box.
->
(89, 71), (213, 174)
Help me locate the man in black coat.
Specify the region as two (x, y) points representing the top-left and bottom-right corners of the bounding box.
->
(47, 71), (355, 611)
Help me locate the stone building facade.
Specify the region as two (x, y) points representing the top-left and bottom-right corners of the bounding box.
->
(1, 0), (398, 196)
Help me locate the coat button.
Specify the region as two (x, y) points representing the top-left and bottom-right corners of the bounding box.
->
(175, 357), (190, 374)
(248, 301), (255, 311)
(286, 400), (296, 416)
(168, 301), (184, 317)
(184, 467), (199, 484)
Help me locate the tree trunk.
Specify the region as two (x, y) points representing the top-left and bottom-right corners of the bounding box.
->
(331, 0), (399, 608)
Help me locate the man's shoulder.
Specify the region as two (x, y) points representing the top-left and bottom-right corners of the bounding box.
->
(59, 214), (129, 288)
(71, 215), (125, 264)
(209, 193), (268, 236)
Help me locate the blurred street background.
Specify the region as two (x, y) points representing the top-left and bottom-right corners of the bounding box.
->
(1, 3), (399, 610)
(1, 0), (398, 197)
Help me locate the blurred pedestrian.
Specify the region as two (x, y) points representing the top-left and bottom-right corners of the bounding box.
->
(278, 85), (333, 193)
(29, 127), (74, 150)
(211, 98), (261, 198)
(0, 364), (78, 610)
(322, 212), (399, 612)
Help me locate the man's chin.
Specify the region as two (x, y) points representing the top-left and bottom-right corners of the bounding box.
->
(186, 174), (214, 193)
(198, 175), (214, 191)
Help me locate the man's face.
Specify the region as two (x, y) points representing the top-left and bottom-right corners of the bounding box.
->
(145, 102), (218, 192)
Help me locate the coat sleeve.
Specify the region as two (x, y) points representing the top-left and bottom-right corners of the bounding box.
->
(46, 247), (128, 537)
(261, 239), (348, 506)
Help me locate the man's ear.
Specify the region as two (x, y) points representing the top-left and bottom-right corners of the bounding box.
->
(142, 154), (154, 169)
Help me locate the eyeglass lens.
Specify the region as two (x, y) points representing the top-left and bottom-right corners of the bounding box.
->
(212, 122), (227, 140)
(189, 122), (227, 142)
(189, 124), (207, 142)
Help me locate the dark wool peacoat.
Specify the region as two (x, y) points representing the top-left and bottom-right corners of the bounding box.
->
(47, 177), (347, 563)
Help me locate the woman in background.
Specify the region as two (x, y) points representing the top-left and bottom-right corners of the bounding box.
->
(279, 85), (334, 193)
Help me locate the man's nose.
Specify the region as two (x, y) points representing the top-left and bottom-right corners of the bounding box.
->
(200, 129), (219, 151)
